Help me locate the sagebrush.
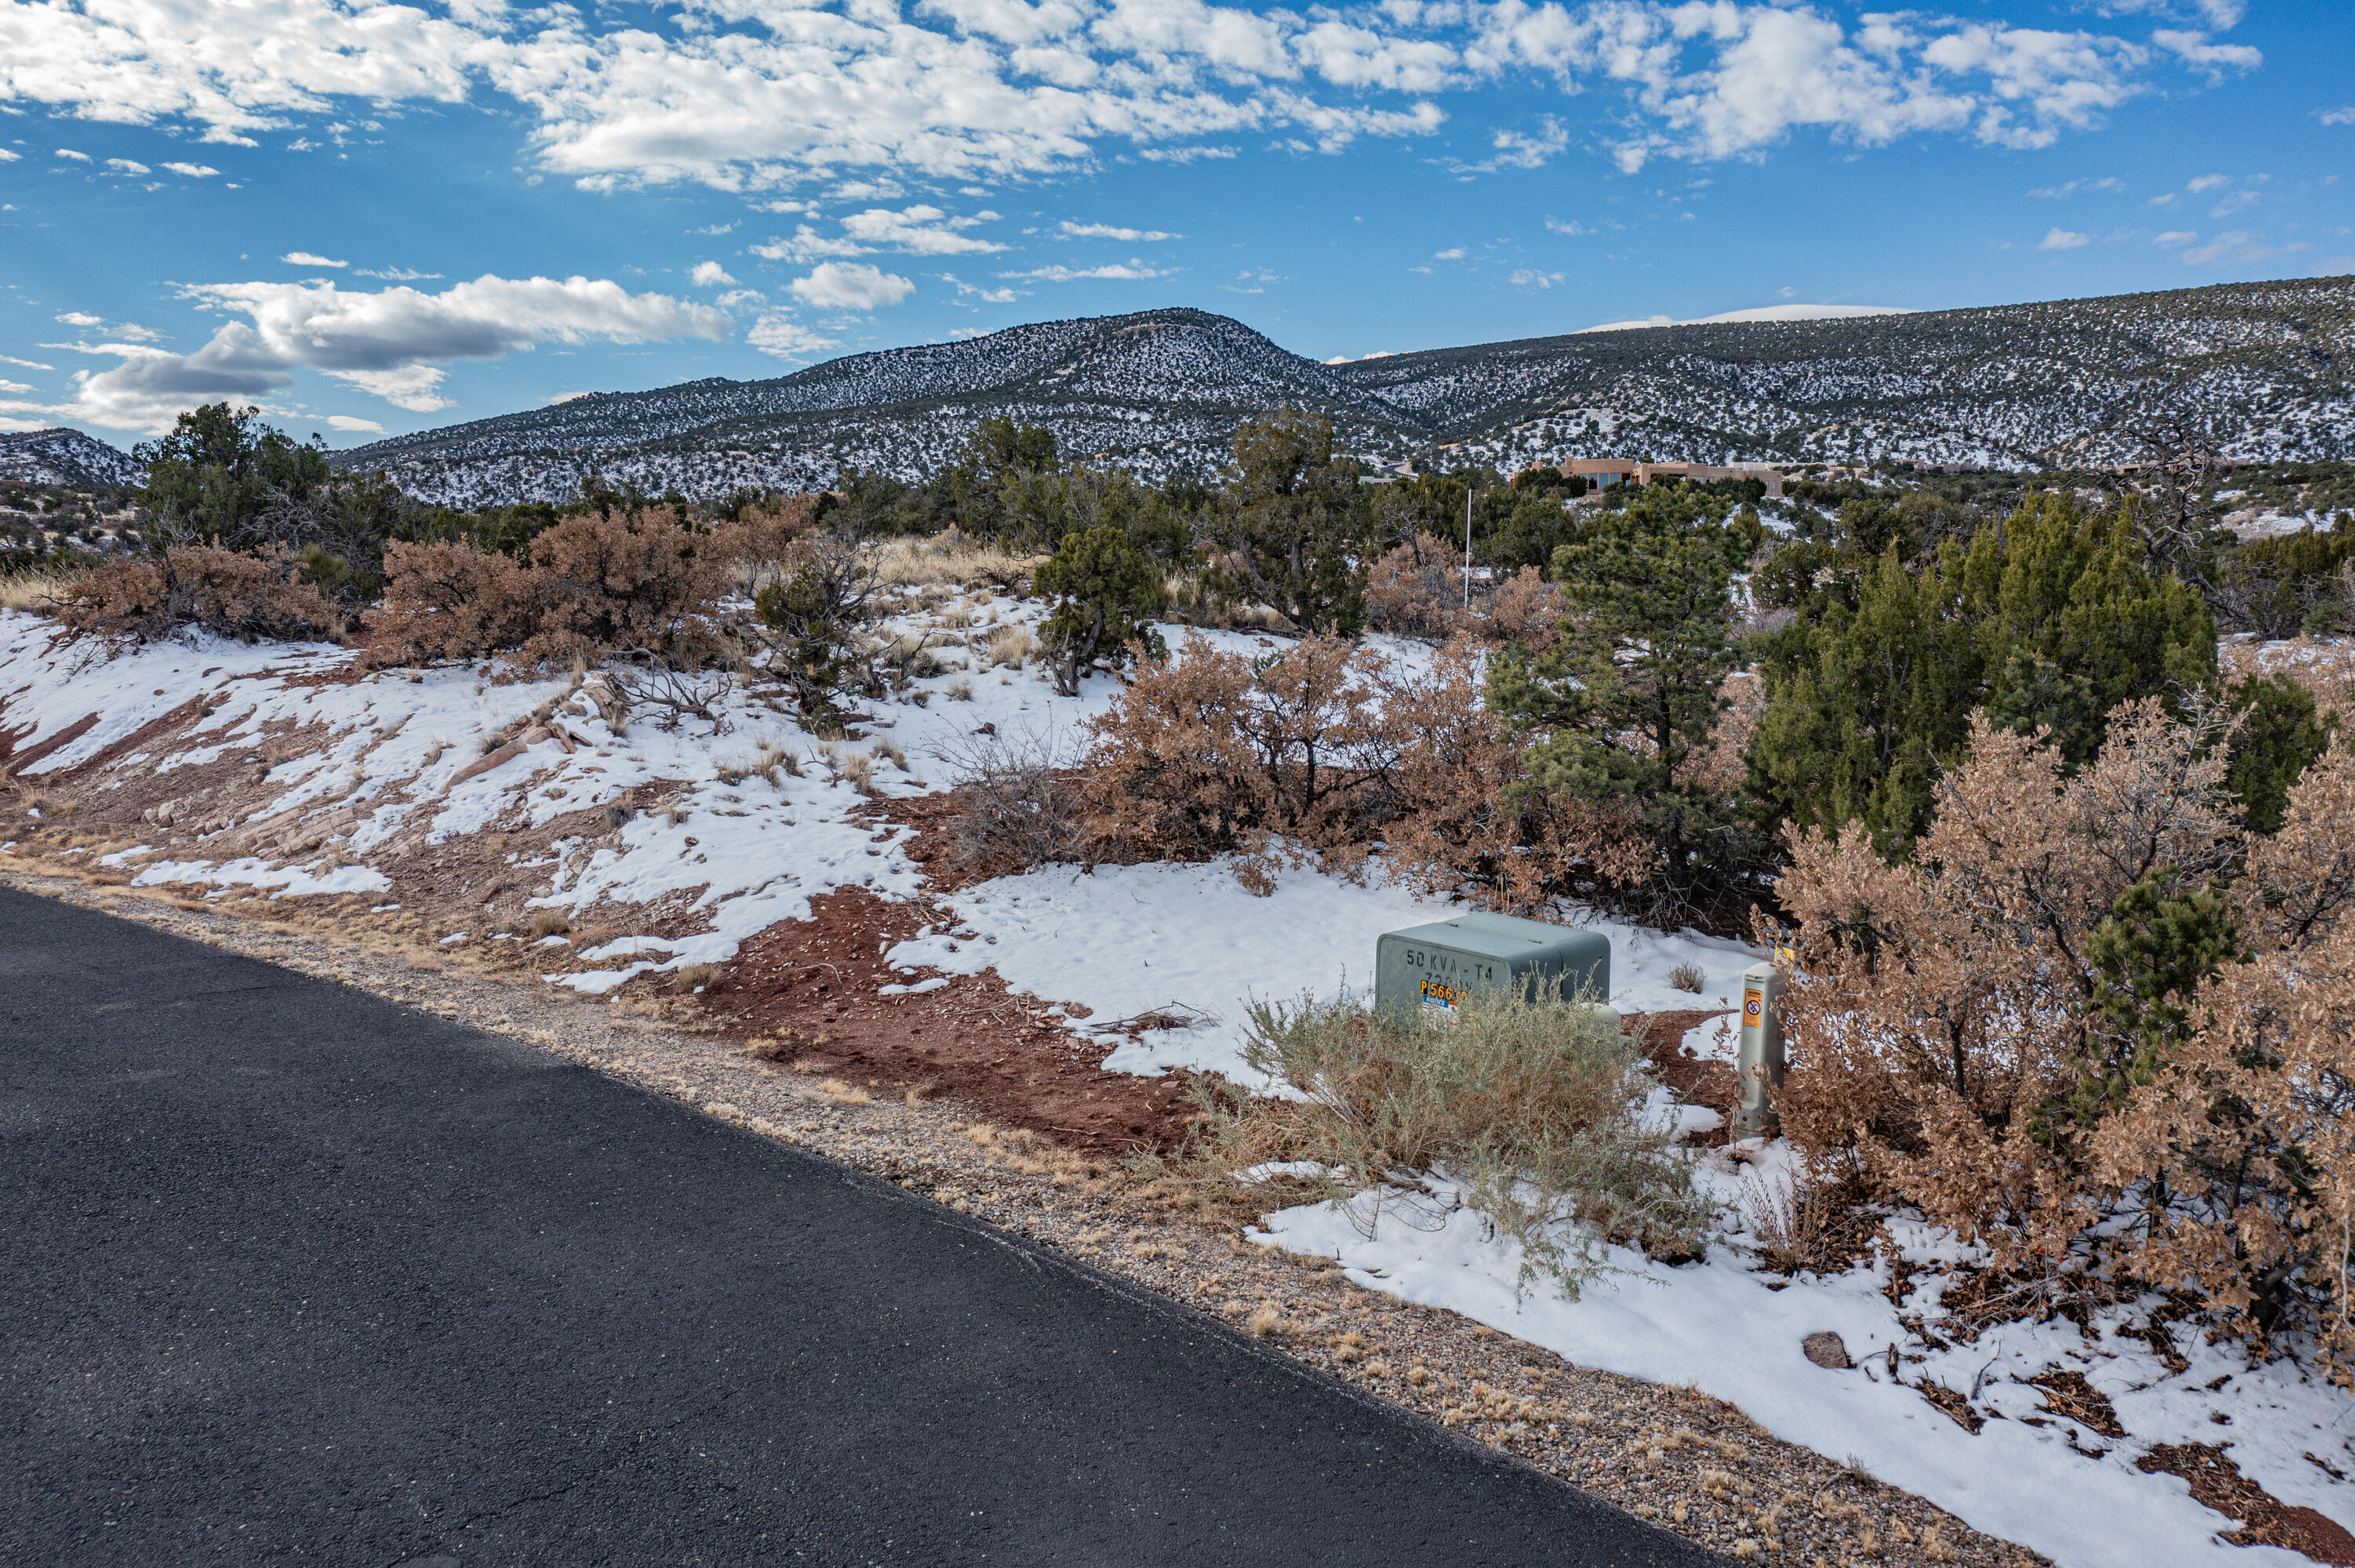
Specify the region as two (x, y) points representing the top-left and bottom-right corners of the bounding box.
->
(1169, 983), (1715, 1297)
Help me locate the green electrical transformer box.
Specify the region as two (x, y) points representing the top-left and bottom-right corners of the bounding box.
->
(1374, 911), (1611, 1023)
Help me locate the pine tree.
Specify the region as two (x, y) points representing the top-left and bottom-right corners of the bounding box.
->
(1208, 410), (1372, 635)
(1966, 494), (2217, 766)
(1488, 493), (1760, 924)
(1749, 544), (1985, 850)
(1034, 526), (1169, 695)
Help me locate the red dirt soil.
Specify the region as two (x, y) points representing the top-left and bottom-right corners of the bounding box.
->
(2138, 1442), (2355, 1565)
(1629, 1007), (1740, 1127)
(699, 887), (1195, 1154)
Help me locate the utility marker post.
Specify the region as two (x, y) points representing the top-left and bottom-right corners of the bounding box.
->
(1462, 476), (1473, 611)
(1733, 961), (1786, 1138)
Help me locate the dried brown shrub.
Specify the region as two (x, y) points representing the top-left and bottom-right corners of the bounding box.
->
(2222, 636), (2355, 724)
(1773, 702), (2239, 1271)
(1079, 633), (1404, 881)
(1364, 533), (1464, 639)
(1484, 565), (1563, 647)
(364, 539), (541, 664)
(367, 506), (794, 669)
(1362, 534), (1563, 647)
(1374, 638), (1650, 913)
(58, 545), (342, 646)
(713, 496), (819, 597)
(2093, 736), (2355, 1366)
(524, 509), (731, 668)
(1079, 632), (1650, 906)
(1776, 699), (2355, 1365)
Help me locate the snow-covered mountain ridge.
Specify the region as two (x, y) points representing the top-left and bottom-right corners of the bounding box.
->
(0, 427), (145, 489)
(330, 278), (2353, 506)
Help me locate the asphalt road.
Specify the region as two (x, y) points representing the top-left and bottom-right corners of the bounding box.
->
(0, 887), (1720, 1566)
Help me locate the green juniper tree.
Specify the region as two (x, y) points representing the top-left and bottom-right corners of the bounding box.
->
(1488, 490), (1765, 925)
(1033, 525), (1169, 695)
(1207, 409), (1373, 635)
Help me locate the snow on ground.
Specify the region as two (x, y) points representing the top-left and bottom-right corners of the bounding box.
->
(1254, 1146), (2355, 1568)
(13, 596), (2355, 1565)
(889, 858), (1762, 1082)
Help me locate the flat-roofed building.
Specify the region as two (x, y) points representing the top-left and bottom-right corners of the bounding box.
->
(1560, 458), (1786, 498)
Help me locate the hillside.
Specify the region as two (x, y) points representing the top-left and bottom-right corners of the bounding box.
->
(319, 275), (2352, 505)
(0, 427), (145, 489)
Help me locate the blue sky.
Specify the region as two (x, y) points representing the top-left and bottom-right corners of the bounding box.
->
(2, 0), (2349, 447)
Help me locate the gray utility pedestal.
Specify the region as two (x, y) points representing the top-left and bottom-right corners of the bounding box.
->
(1374, 911), (1610, 1024)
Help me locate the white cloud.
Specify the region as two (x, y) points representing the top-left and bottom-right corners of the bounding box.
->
(283, 250), (347, 268)
(714, 288), (765, 308)
(53, 313), (159, 342)
(940, 272), (1020, 304)
(54, 148), (92, 161)
(1433, 246), (1466, 260)
(162, 161), (221, 177)
(755, 206), (1005, 262)
(7, 273), (726, 431)
(787, 261), (915, 310)
(0, 355), (54, 370)
(999, 261), (1169, 281)
(2188, 173), (2232, 192)
(2153, 230), (2197, 246)
(0, 0), (2226, 191)
(324, 414), (383, 432)
(1507, 268), (1564, 288)
(2210, 188), (2258, 217)
(0, 379), (32, 395)
(840, 206), (1005, 253)
(2152, 29), (2261, 84)
(1544, 217), (1590, 235)
(2180, 229), (2279, 266)
(2326, 107), (2355, 128)
(0, 148), (16, 162)
(2039, 227), (2092, 250)
(1061, 221), (1181, 241)
(105, 156), (151, 173)
(1449, 115), (1568, 174)
(747, 314), (838, 361)
(2028, 177), (2124, 198)
(689, 260), (736, 287)
(2087, 0), (2244, 27)
(355, 266), (441, 281)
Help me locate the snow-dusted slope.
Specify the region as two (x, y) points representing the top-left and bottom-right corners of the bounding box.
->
(335, 278), (2355, 505)
(340, 309), (1409, 505)
(0, 427), (145, 488)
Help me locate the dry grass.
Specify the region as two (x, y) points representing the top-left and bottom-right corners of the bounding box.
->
(1168, 984), (1717, 1297)
(527, 907), (571, 938)
(0, 568), (64, 614)
(837, 748), (878, 794)
(1738, 1161), (1877, 1276)
(870, 531), (1042, 591)
(977, 625), (1036, 671)
(1668, 961), (1707, 994)
(669, 961), (722, 993)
